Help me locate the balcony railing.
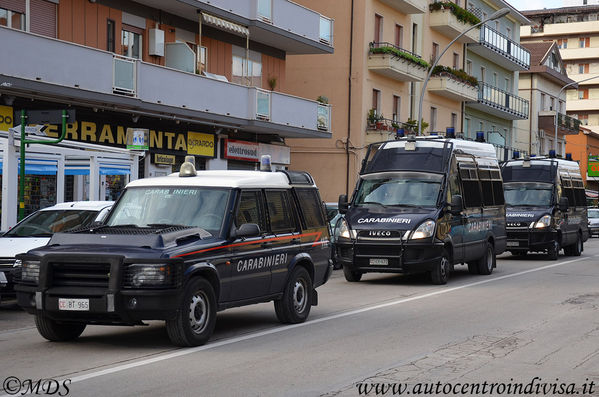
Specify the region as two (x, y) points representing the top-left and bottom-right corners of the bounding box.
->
(475, 82), (529, 119)
(471, 25), (530, 71)
(558, 113), (582, 132)
(113, 55), (136, 95)
(256, 89), (271, 120)
(367, 42), (428, 82)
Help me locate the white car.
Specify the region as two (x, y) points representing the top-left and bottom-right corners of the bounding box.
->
(0, 201), (114, 301)
(588, 208), (599, 237)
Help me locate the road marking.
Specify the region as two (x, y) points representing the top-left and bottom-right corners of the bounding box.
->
(1, 255), (594, 394)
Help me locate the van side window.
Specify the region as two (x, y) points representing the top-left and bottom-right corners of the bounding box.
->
(561, 177), (576, 207)
(265, 190), (297, 233)
(295, 188), (326, 229)
(572, 178), (586, 207)
(491, 170), (504, 205)
(459, 165), (482, 208)
(479, 166), (504, 206)
(235, 190), (267, 232)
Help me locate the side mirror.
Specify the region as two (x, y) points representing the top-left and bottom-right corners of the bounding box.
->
(231, 223), (261, 239)
(558, 196), (569, 212)
(450, 195), (464, 215)
(338, 194), (348, 214)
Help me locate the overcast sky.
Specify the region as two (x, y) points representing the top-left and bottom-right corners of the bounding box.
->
(513, 0), (563, 11)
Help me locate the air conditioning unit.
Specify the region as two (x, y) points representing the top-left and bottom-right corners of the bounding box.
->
(149, 28), (165, 56)
(539, 130), (545, 138)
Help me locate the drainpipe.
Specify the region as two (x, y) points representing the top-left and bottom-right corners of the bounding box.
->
(529, 75), (533, 155)
(346, 0), (355, 196)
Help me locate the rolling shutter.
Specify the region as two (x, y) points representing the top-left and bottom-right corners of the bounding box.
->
(0, 0), (25, 13)
(30, 0), (56, 38)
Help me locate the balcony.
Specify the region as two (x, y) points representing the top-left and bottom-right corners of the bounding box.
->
(132, 0), (333, 54)
(429, 5), (480, 44)
(538, 111), (581, 135)
(0, 26), (331, 138)
(467, 83), (529, 120)
(427, 72), (478, 102)
(559, 48), (597, 61)
(367, 42), (428, 82)
(468, 25), (530, 71)
(567, 98), (599, 113)
(378, 0), (427, 14)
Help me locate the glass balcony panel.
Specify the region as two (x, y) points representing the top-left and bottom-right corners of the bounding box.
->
(256, 90), (271, 120)
(257, 0), (272, 22)
(317, 104), (331, 131)
(319, 16), (333, 45)
(113, 56), (136, 95)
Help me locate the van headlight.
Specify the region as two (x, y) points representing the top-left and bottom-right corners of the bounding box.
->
(127, 264), (174, 288)
(410, 220), (436, 240)
(530, 215), (551, 229)
(21, 260), (41, 284)
(335, 218), (356, 240)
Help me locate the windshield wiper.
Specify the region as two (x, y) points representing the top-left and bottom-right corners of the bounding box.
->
(146, 223), (189, 229)
(358, 201), (388, 208)
(389, 203), (426, 208)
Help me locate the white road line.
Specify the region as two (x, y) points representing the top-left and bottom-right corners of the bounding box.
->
(1, 255), (593, 395)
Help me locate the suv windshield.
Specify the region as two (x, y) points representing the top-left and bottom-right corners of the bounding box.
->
(106, 187), (230, 235)
(5, 210), (100, 237)
(589, 209), (599, 218)
(354, 172), (443, 208)
(504, 182), (553, 207)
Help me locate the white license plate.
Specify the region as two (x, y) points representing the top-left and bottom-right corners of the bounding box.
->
(369, 258), (389, 266)
(58, 298), (89, 311)
(506, 241), (520, 247)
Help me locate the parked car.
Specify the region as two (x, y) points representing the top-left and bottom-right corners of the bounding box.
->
(0, 201), (114, 303)
(588, 208), (599, 237)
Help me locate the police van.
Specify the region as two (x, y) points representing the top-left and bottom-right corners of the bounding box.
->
(501, 156), (589, 259)
(336, 136), (506, 284)
(14, 157), (332, 346)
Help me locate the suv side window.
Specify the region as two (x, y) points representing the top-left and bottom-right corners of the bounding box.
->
(265, 190), (297, 233)
(235, 190), (267, 232)
(295, 188), (326, 229)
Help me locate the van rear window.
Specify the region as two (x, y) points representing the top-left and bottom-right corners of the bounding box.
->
(295, 188), (325, 229)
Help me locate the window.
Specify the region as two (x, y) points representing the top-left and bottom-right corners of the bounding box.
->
(430, 107), (437, 132)
(295, 188), (325, 229)
(393, 95), (401, 122)
(236, 190), (267, 232)
(453, 53), (460, 69)
(505, 77), (510, 92)
(479, 121), (484, 133)
(492, 72), (497, 86)
(0, 7), (25, 30)
(395, 24), (403, 48)
(451, 113), (457, 129)
(374, 14), (383, 43)
(580, 114), (589, 125)
(494, 20), (499, 31)
(122, 30), (142, 59)
(579, 89), (589, 99)
(232, 47), (262, 87)
(550, 96), (555, 111)
(506, 27), (511, 39)
(459, 165), (482, 208)
(465, 118), (471, 138)
(466, 60), (472, 75)
(432, 42), (439, 62)
(372, 89), (381, 116)
(480, 66), (486, 83)
(199, 46), (207, 73)
(579, 64), (590, 74)
(559, 100), (565, 113)
(579, 37), (590, 48)
(265, 190), (296, 233)
(540, 93), (546, 110)
(557, 38), (568, 49)
(107, 20), (115, 52)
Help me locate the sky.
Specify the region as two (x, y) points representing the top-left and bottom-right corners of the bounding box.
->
(513, 0), (563, 11)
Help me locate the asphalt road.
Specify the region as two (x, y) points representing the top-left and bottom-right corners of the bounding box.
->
(2, 240), (599, 397)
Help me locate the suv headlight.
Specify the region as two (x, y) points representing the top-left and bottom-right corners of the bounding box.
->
(410, 220), (436, 240)
(335, 218), (356, 240)
(21, 260), (41, 284)
(128, 264), (174, 288)
(530, 215), (551, 229)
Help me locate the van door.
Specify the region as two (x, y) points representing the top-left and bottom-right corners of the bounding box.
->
(458, 161), (485, 261)
(447, 158), (464, 262)
(560, 175), (576, 246)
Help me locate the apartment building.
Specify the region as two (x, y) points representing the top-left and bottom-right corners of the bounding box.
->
(0, 0), (334, 228)
(521, 5), (599, 137)
(516, 41), (579, 156)
(463, 0), (530, 161)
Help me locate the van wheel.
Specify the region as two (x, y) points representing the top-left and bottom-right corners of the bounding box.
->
(477, 242), (495, 275)
(34, 314), (86, 341)
(274, 266), (312, 324)
(166, 277), (216, 347)
(343, 266), (362, 282)
(547, 241), (560, 260)
(431, 250), (450, 285)
(564, 234), (583, 256)
(467, 262), (479, 275)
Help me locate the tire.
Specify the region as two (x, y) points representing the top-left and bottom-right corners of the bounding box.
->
(477, 242), (495, 275)
(274, 266), (312, 324)
(34, 314), (86, 342)
(166, 277), (217, 347)
(467, 262), (479, 275)
(564, 234), (583, 257)
(431, 250), (450, 285)
(547, 240), (560, 260)
(343, 266), (362, 282)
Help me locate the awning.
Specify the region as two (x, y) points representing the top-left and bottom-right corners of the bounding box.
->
(202, 13), (249, 36)
(65, 166), (90, 175)
(100, 166), (130, 175)
(0, 159), (59, 175)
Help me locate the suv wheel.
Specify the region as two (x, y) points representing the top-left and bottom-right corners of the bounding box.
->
(477, 242), (495, 275)
(34, 314), (86, 341)
(547, 240), (560, 260)
(564, 234), (583, 257)
(343, 266), (362, 282)
(166, 277), (216, 347)
(431, 250), (450, 285)
(275, 266), (312, 324)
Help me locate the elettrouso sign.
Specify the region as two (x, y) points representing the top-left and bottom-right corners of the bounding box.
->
(187, 131), (215, 157)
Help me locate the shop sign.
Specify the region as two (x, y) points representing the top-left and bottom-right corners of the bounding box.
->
(154, 153), (176, 165)
(589, 162), (599, 177)
(0, 105), (13, 131)
(187, 131), (216, 157)
(126, 128), (149, 150)
(258, 143), (290, 165)
(224, 139), (259, 162)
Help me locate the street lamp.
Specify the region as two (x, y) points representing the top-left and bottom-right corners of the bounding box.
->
(417, 7), (511, 135)
(554, 74), (599, 153)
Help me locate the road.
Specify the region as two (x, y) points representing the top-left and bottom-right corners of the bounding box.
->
(2, 240), (599, 396)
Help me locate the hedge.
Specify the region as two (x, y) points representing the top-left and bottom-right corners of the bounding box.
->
(429, 2), (481, 26)
(431, 65), (479, 87)
(370, 46), (429, 69)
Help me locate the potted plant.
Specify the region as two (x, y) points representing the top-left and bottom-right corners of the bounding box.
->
(376, 115), (385, 130)
(367, 109), (378, 128)
(267, 76), (277, 91)
(404, 118), (429, 134)
(316, 95), (329, 104)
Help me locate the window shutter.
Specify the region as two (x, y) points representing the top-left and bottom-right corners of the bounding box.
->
(0, 0), (25, 14)
(30, 0), (56, 38)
